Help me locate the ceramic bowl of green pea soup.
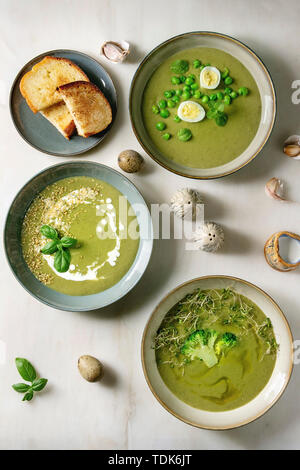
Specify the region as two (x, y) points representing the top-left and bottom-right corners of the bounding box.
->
(4, 162), (153, 311)
(130, 32), (276, 179)
(142, 276), (293, 430)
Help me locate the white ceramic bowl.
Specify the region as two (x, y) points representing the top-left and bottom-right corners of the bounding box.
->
(142, 276), (293, 430)
(130, 32), (276, 179)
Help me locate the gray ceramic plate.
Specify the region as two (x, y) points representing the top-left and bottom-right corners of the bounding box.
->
(10, 50), (117, 156)
(130, 32), (276, 179)
(4, 162), (153, 311)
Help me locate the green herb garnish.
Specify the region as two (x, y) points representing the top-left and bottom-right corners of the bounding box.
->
(40, 224), (77, 273)
(170, 59), (189, 74)
(153, 288), (278, 371)
(206, 100), (228, 126)
(12, 358), (48, 401)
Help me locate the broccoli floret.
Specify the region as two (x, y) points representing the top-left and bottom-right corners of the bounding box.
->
(215, 332), (237, 355)
(181, 329), (218, 368)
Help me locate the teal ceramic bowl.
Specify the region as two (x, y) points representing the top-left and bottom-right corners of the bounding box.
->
(4, 162), (153, 311)
(10, 50), (117, 156)
(130, 31), (276, 179)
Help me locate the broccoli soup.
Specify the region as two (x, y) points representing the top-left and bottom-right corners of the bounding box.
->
(21, 177), (140, 296)
(154, 288), (277, 412)
(142, 48), (262, 169)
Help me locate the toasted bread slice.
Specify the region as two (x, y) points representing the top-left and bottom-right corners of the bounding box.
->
(40, 102), (76, 139)
(20, 56), (89, 113)
(58, 81), (112, 137)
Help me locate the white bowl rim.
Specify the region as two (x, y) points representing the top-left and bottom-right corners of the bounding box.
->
(141, 275), (293, 430)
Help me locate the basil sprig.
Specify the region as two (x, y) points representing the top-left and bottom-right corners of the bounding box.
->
(40, 224), (77, 273)
(12, 358), (48, 402)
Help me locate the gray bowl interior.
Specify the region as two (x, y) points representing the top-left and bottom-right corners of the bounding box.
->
(4, 162), (153, 311)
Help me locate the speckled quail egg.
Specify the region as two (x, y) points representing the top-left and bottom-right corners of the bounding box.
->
(177, 101), (206, 123)
(78, 355), (104, 382)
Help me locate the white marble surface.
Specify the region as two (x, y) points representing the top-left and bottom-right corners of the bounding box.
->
(0, 0), (299, 450)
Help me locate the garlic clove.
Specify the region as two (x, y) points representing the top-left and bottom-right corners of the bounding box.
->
(265, 177), (287, 202)
(283, 135), (300, 159)
(101, 40), (130, 63)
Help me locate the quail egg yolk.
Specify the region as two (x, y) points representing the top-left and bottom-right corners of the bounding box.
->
(200, 66), (221, 89)
(177, 101), (206, 123)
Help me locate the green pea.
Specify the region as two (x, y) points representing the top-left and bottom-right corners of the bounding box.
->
(205, 63), (211, 66)
(185, 77), (194, 85)
(174, 115), (181, 123)
(177, 128), (192, 142)
(175, 89), (183, 96)
(156, 122), (166, 131)
(160, 109), (170, 118)
(182, 91), (191, 100)
(215, 114), (228, 126)
(193, 59), (201, 68)
(162, 133), (171, 140)
(152, 105), (159, 114)
(172, 95), (180, 103)
(210, 94), (217, 101)
(224, 87), (232, 95)
(221, 67), (229, 79)
(200, 65), (205, 71)
(158, 99), (167, 109)
(194, 90), (201, 99)
(224, 76), (233, 85)
(183, 85), (191, 92)
(217, 92), (224, 100)
(190, 83), (199, 90)
(180, 75), (186, 83)
(171, 76), (181, 85)
(202, 95), (209, 104)
(224, 95), (232, 105)
(188, 74), (196, 80)
(230, 91), (238, 99)
(167, 99), (176, 108)
(164, 90), (174, 98)
(238, 86), (249, 96)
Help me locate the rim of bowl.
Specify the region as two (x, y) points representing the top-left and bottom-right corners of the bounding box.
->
(141, 275), (293, 430)
(130, 31), (276, 180)
(4, 161), (153, 311)
(9, 49), (117, 157)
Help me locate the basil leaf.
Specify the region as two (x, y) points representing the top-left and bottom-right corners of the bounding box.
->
(15, 358), (36, 382)
(12, 383), (31, 393)
(40, 224), (58, 240)
(41, 240), (58, 255)
(60, 236), (77, 248)
(22, 390), (34, 401)
(54, 248), (71, 273)
(32, 378), (48, 392)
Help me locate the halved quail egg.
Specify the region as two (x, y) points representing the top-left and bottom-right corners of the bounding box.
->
(200, 66), (221, 89)
(177, 101), (206, 123)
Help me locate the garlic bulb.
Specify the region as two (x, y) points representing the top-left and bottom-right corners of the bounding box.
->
(283, 135), (300, 159)
(170, 188), (203, 219)
(101, 40), (130, 63)
(192, 222), (224, 252)
(265, 177), (286, 202)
